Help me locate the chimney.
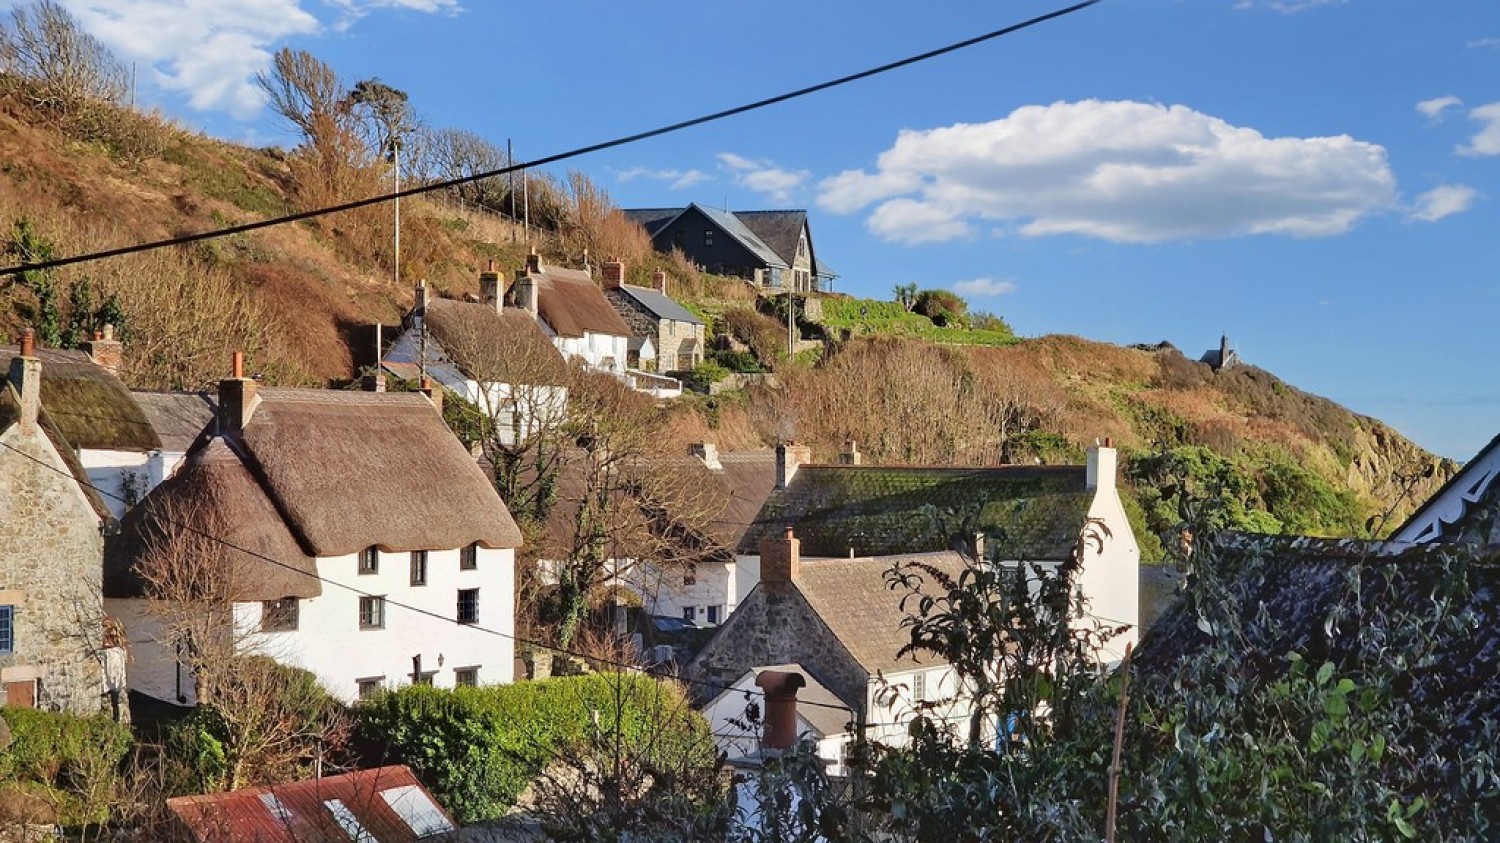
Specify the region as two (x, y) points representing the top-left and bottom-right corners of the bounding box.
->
(838, 439), (861, 466)
(413, 279), (429, 317)
(217, 350), (259, 433)
(775, 441), (812, 490)
(524, 249), (542, 275)
(1086, 437), (1117, 491)
(689, 442), (721, 471)
(601, 260), (625, 290)
(972, 532), (986, 561)
(479, 261), (503, 312)
(419, 376), (444, 417)
(366, 323), (387, 393)
(754, 670), (807, 752)
(760, 526), (801, 586)
(9, 327), (40, 433)
(82, 324), (123, 376)
(651, 270), (668, 296)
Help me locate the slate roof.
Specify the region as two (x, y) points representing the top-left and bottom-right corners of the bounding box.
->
(733, 209), (836, 279)
(524, 267), (634, 339)
(623, 205), (789, 270)
(621, 208), (681, 237)
(1135, 534), (1500, 799)
(166, 764), (456, 842)
(738, 465), (1095, 560)
(0, 347), (159, 452)
(1392, 433), (1500, 544)
(796, 551), (970, 676)
(108, 387), (522, 601)
(131, 390), (215, 453)
(612, 284), (703, 325)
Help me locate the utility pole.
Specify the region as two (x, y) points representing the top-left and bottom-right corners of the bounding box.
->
(393, 138), (401, 286)
(786, 291), (796, 360)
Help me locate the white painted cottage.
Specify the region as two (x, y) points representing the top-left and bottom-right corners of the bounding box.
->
(509, 253), (633, 377)
(105, 358), (523, 705)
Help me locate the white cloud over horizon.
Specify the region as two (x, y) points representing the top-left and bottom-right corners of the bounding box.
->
(718, 152), (810, 204)
(1468, 37), (1500, 50)
(47, 0), (459, 119)
(1408, 185), (1479, 222)
(1416, 95), (1463, 121)
(819, 99), (1398, 246)
(616, 166), (710, 191)
(1459, 102), (1500, 157)
(1233, 0), (1347, 13)
(953, 277), (1018, 297)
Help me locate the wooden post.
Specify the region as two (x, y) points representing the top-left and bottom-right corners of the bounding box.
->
(1105, 641), (1134, 842)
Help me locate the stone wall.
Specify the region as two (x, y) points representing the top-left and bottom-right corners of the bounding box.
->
(684, 582), (867, 711)
(0, 426), (107, 715)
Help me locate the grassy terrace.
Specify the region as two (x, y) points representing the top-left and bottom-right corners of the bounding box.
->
(819, 297), (1019, 347)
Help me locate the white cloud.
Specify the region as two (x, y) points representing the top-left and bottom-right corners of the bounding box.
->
(1459, 102), (1500, 157)
(818, 99), (1398, 245)
(953, 277), (1018, 297)
(1468, 37), (1500, 50)
(51, 1), (457, 119)
(718, 152), (810, 203)
(1233, 0), (1346, 12)
(1408, 185), (1479, 222)
(616, 166), (710, 190)
(1416, 95), (1463, 121)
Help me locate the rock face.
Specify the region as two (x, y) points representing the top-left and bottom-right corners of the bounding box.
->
(1343, 420), (1457, 533)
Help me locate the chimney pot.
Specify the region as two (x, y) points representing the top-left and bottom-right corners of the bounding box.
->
(419, 377), (444, 416)
(760, 526), (801, 586)
(10, 327), (40, 431)
(93, 330), (103, 341)
(754, 670), (807, 752)
(19, 327), (35, 358)
(82, 323), (124, 375)
(1087, 439), (1118, 491)
(231, 350), (244, 379)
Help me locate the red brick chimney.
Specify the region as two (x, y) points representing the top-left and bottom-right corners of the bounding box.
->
(755, 669), (806, 752)
(10, 327), (40, 433)
(601, 260), (625, 290)
(652, 270), (668, 296)
(760, 526), (801, 586)
(217, 350), (258, 433)
(82, 324), (123, 376)
(479, 261), (503, 312)
(419, 376), (444, 417)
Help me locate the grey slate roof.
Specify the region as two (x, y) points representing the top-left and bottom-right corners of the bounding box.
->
(614, 284), (703, 325)
(621, 208), (682, 237)
(131, 391), (215, 453)
(795, 551), (969, 676)
(738, 465), (1095, 560)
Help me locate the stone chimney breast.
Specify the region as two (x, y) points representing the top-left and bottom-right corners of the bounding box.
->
(775, 441), (812, 489)
(217, 350), (259, 433)
(82, 323), (123, 376)
(479, 261), (503, 312)
(652, 270), (668, 295)
(10, 327), (40, 432)
(838, 440), (861, 466)
(760, 526), (801, 586)
(602, 260), (625, 290)
(689, 442), (721, 471)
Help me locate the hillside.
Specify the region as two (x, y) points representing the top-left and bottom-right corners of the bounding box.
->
(0, 86), (1455, 552)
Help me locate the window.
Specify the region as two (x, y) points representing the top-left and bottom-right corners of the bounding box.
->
(0, 606), (13, 656)
(358, 547), (379, 575)
(912, 671), (927, 701)
(356, 676), (385, 700)
(359, 596), (385, 629)
(706, 605), (722, 625)
(454, 667), (479, 687)
(413, 671), (437, 686)
(682, 606), (695, 622)
(703, 230), (714, 246)
(410, 551), (428, 586)
(457, 588), (479, 624)
(260, 597), (298, 632)
(460, 543), (478, 571)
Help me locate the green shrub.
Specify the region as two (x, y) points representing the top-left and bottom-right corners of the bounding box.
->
(712, 349), (763, 374)
(354, 673), (712, 825)
(0, 709), (131, 786)
(692, 359), (730, 385)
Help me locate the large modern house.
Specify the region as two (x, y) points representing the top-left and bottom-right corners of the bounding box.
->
(623, 205), (835, 293)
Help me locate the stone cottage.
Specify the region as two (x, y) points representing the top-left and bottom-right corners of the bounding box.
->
(0, 330), (116, 714)
(600, 261), (705, 373)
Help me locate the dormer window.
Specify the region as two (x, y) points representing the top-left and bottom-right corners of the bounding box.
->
(460, 543), (478, 571)
(359, 547), (379, 575)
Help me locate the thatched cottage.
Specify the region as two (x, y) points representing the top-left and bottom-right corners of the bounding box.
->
(105, 355), (523, 705)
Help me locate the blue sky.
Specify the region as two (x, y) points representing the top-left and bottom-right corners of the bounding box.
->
(22, 0), (1500, 459)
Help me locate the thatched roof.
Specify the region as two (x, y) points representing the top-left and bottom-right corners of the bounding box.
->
(523, 267), (634, 339)
(240, 389), (522, 556)
(0, 347), (159, 452)
(739, 465), (1094, 559)
(109, 387), (522, 601)
(106, 439), (320, 600)
(0, 381), (112, 521)
(421, 298), (568, 385)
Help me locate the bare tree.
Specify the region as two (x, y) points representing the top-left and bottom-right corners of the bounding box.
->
(0, 0), (127, 112)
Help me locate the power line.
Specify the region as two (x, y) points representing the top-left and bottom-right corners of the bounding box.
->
(0, 437), (856, 715)
(0, 0), (1104, 279)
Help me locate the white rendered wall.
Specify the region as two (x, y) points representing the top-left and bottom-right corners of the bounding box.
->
(1078, 476), (1141, 662)
(864, 665), (971, 749)
(80, 448), (151, 519)
(626, 559), (736, 624)
(113, 546), (517, 705)
(703, 670), (848, 775)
